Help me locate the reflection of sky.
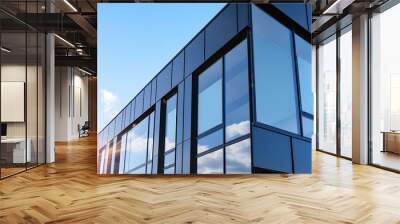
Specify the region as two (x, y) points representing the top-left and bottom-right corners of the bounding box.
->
(226, 139), (251, 174)
(97, 4), (225, 131)
(226, 120), (250, 141)
(125, 117), (149, 173)
(197, 149), (223, 174)
(197, 129), (223, 154)
(252, 6), (299, 134)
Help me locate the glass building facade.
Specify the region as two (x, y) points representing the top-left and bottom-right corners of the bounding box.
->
(97, 3), (313, 174)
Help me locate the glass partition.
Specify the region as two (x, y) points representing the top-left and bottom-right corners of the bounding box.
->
(339, 27), (352, 158)
(370, 4), (400, 171)
(317, 35), (337, 154)
(0, 1), (46, 179)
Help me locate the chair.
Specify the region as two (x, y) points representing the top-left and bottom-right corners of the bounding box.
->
(79, 121), (90, 138)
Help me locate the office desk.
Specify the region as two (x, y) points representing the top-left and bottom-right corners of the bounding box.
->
(382, 131), (400, 154)
(1, 138), (32, 164)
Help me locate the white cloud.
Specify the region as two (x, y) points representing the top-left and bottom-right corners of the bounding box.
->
(100, 89), (119, 122)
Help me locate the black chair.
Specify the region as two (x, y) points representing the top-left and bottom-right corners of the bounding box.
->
(79, 121), (90, 138)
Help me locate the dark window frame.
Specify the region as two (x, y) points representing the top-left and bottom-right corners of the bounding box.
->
(193, 30), (252, 174)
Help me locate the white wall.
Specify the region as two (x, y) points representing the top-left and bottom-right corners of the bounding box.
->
(55, 67), (89, 141)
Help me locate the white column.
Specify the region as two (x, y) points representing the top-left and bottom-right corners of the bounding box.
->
(46, 32), (55, 163)
(352, 14), (369, 164)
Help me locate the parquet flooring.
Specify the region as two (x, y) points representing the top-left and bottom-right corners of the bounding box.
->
(1, 135), (400, 223)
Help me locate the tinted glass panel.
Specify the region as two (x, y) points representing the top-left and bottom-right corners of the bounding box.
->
(295, 34), (313, 115)
(118, 133), (128, 174)
(185, 31), (205, 76)
(273, 3), (310, 31)
(198, 59), (223, 134)
(182, 139), (191, 174)
(252, 6), (300, 134)
(164, 166), (175, 174)
(124, 106), (131, 128)
(238, 3), (249, 31)
(165, 94), (177, 151)
(183, 76), (192, 141)
(172, 51), (185, 87)
(143, 83), (152, 111)
(146, 112), (155, 173)
(302, 116), (313, 138)
(224, 39), (250, 142)
(176, 83), (185, 145)
(197, 149), (223, 174)
(151, 79), (157, 105)
(175, 144), (183, 174)
(205, 4), (237, 58)
(129, 99), (136, 123)
(197, 129), (223, 154)
(226, 138), (252, 174)
(135, 90), (144, 118)
(157, 63), (172, 100)
(164, 150), (175, 167)
(125, 117), (149, 174)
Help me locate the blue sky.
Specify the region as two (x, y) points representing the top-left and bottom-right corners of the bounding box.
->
(98, 3), (225, 131)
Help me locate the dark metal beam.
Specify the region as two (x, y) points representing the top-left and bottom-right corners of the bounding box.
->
(55, 55), (96, 72)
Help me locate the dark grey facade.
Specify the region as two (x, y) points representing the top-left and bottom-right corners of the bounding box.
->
(97, 3), (313, 175)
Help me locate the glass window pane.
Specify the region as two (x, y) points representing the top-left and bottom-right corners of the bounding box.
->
(198, 59), (223, 134)
(125, 117), (149, 174)
(252, 5), (300, 134)
(164, 150), (175, 168)
(118, 133), (127, 174)
(226, 138), (252, 174)
(295, 34), (313, 115)
(146, 112), (155, 174)
(164, 166), (175, 175)
(318, 36), (337, 154)
(197, 149), (223, 174)
(197, 129), (223, 154)
(340, 28), (352, 158)
(165, 95), (177, 151)
(224, 39), (250, 142)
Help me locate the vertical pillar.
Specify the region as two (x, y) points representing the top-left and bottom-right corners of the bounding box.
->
(352, 14), (369, 164)
(46, 32), (55, 163)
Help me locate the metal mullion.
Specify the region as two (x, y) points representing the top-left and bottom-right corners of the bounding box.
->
(0, 26), (2, 179)
(316, 44), (320, 150)
(367, 12), (373, 166)
(25, 1), (28, 171)
(247, 4), (256, 173)
(222, 55), (226, 175)
(336, 30), (341, 157)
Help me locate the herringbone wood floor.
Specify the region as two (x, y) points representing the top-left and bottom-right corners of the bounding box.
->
(1, 136), (400, 224)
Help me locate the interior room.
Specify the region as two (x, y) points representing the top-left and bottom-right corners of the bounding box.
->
(0, 12), (46, 178)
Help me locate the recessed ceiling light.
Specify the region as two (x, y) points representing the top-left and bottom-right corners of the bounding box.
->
(63, 0), (78, 12)
(78, 67), (93, 76)
(54, 34), (75, 48)
(1, 47), (11, 53)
